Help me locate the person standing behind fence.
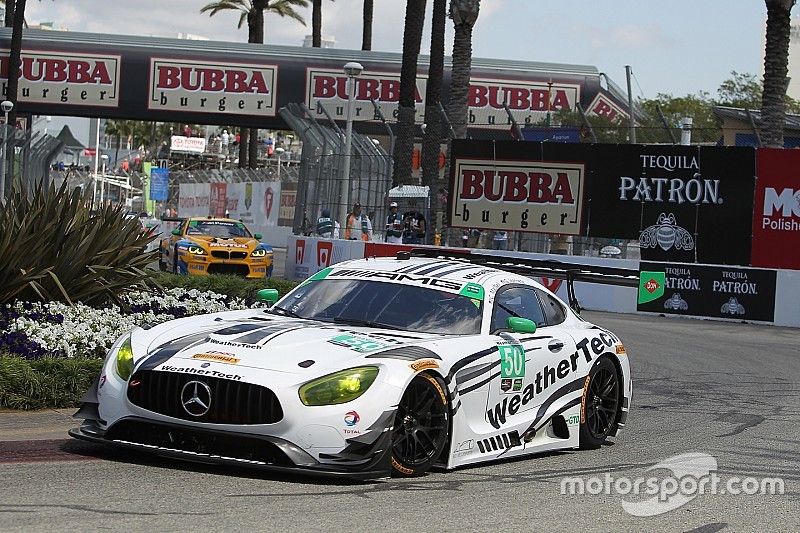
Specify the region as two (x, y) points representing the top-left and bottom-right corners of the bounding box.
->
(221, 130), (230, 154)
(316, 209), (340, 239)
(344, 203), (372, 241)
(385, 202), (404, 244)
(402, 210), (426, 245)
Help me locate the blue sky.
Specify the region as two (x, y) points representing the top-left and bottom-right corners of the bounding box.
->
(26, 0), (769, 98)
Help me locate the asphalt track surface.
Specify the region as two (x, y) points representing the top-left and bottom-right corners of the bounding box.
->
(0, 311), (798, 532)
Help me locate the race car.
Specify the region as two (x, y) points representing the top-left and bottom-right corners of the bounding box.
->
(159, 217), (273, 278)
(71, 250), (636, 479)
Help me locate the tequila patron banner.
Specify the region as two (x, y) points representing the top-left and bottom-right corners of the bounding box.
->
(638, 262), (777, 322)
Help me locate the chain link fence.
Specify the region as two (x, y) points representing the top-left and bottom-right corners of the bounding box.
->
(1, 125), (64, 200)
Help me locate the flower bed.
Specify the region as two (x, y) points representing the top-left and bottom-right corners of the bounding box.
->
(0, 288), (255, 360)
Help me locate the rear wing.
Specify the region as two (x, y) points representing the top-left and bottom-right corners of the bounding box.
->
(405, 248), (644, 313)
(160, 217), (186, 223)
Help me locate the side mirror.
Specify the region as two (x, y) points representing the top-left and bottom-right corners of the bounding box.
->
(171, 228), (181, 236)
(256, 288), (279, 305)
(507, 316), (537, 334)
(254, 233), (262, 240)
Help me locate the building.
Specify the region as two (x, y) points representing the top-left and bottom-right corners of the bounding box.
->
(713, 105), (800, 147)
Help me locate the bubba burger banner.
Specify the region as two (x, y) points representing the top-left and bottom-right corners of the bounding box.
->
(752, 149), (800, 270)
(638, 262), (777, 322)
(0, 50), (120, 107)
(150, 58), (277, 117)
(449, 141), (586, 235)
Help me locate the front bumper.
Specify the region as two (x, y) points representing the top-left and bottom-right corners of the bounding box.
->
(180, 255), (273, 278)
(70, 416), (392, 481)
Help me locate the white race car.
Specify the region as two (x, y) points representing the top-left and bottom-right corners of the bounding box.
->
(71, 250), (636, 479)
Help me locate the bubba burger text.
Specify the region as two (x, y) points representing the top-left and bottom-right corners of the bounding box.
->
(452, 160), (584, 235)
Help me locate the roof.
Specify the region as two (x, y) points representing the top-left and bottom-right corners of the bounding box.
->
(388, 185), (430, 198)
(342, 256), (524, 285)
(713, 105), (800, 131)
(55, 125), (84, 149)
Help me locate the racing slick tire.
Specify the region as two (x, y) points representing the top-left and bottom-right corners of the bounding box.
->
(579, 356), (621, 449)
(390, 373), (450, 477)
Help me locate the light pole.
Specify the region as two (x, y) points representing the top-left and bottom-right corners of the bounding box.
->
(338, 61), (363, 231)
(275, 146), (285, 179)
(99, 154), (109, 207)
(0, 100), (14, 203)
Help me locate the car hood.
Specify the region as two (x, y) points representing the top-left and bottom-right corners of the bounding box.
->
(137, 311), (440, 375)
(186, 236), (259, 250)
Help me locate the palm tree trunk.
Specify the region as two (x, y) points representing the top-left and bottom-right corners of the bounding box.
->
(6, 0), (27, 128)
(762, 0), (795, 148)
(447, 22), (474, 140)
(238, 128), (248, 168)
(312, 0), (322, 47)
(423, 0), (446, 237)
(248, 3), (267, 170)
(392, 0), (427, 186)
(248, 128), (258, 169)
(362, 0), (373, 51)
(4, 0), (14, 27)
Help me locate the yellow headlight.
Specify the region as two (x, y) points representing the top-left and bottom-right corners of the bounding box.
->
(251, 249), (267, 257)
(115, 335), (134, 381)
(188, 245), (206, 255)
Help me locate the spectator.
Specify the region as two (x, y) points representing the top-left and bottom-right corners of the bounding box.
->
(385, 201), (404, 244)
(183, 124), (192, 137)
(492, 230), (508, 250)
(316, 208), (340, 239)
(550, 234), (571, 255)
(344, 203), (373, 241)
(221, 130), (230, 153)
(402, 210), (426, 244)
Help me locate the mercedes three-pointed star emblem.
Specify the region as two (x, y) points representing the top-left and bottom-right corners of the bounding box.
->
(180, 380), (212, 417)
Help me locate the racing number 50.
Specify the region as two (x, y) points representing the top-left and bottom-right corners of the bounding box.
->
(499, 345), (525, 378)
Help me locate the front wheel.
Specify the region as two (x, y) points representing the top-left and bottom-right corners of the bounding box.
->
(579, 357), (621, 449)
(390, 373), (449, 477)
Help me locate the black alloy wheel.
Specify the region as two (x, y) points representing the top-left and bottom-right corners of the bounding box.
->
(579, 357), (621, 449)
(390, 373), (450, 477)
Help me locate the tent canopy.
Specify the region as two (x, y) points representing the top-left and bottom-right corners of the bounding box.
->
(55, 125), (85, 150)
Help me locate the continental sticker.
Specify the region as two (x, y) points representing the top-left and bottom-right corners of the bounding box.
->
(191, 352), (241, 364)
(615, 344), (627, 355)
(410, 359), (439, 372)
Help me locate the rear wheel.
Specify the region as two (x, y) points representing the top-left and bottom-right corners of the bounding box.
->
(390, 373), (449, 477)
(579, 357), (621, 449)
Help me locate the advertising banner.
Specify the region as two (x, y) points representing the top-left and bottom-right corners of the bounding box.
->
(752, 149), (800, 270)
(289, 236), (365, 280)
(170, 135), (206, 154)
(149, 58), (277, 117)
(149, 168), (169, 201)
(0, 49), (121, 108)
(177, 183), (210, 218)
(225, 181), (281, 236)
(587, 145), (756, 266)
(638, 262), (777, 322)
(585, 91), (630, 122)
(279, 184), (297, 227)
(306, 67), (427, 124)
(209, 183), (227, 217)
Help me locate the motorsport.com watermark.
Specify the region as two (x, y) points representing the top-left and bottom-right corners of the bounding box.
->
(559, 452), (785, 517)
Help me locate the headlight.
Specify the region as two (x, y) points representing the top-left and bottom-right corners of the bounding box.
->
(298, 366), (379, 406)
(115, 335), (134, 381)
(251, 248), (267, 257)
(187, 245), (206, 255)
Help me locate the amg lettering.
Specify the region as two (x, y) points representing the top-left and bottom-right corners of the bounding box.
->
(330, 269), (463, 290)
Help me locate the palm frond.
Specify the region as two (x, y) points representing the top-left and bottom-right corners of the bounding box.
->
(269, 0), (309, 25)
(200, 0), (251, 16)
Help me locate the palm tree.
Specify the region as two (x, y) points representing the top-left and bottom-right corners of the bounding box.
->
(5, 0), (26, 131)
(762, 0), (796, 147)
(392, 0), (427, 186)
(422, 0), (446, 235)
(312, 0), (334, 47)
(4, 0), (14, 27)
(362, 0), (373, 50)
(201, 0), (307, 167)
(447, 0), (480, 140)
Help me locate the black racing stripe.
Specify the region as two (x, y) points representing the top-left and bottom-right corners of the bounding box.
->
(524, 346), (543, 353)
(395, 260), (450, 274)
(519, 335), (554, 342)
(427, 265), (482, 278)
(232, 321), (309, 344)
(522, 377), (585, 435)
(445, 346), (499, 384)
(455, 360), (500, 385)
(459, 371), (500, 395)
(213, 323), (268, 335)
(138, 332), (211, 371)
(366, 346), (441, 360)
(413, 262), (462, 276)
(496, 397), (581, 459)
(451, 400), (462, 416)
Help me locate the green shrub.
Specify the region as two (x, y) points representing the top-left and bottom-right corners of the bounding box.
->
(0, 179), (158, 306)
(0, 354), (102, 409)
(154, 272), (298, 302)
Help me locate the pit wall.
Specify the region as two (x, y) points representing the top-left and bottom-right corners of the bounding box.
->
(285, 236), (799, 328)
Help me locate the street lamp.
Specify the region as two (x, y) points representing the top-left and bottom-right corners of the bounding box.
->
(275, 146), (285, 179)
(338, 61), (363, 230)
(99, 154), (109, 206)
(0, 100), (13, 203)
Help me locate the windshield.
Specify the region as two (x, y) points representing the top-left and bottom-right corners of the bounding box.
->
(187, 220), (251, 238)
(277, 279), (483, 335)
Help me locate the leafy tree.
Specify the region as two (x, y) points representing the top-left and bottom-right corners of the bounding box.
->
(762, 0), (795, 147)
(718, 70), (800, 114)
(392, 0), (426, 186)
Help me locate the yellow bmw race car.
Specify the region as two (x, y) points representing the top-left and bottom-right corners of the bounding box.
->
(159, 217), (273, 278)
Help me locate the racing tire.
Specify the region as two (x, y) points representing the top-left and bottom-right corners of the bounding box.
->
(172, 245), (179, 274)
(579, 356), (621, 449)
(390, 373), (450, 477)
(158, 255), (167, 272)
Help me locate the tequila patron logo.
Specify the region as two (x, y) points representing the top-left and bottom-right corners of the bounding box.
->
(150, 58), (277, 116)
(619, 155), (722, 204)
(0, 50), (120, 107)
(451, 159), (585, 235)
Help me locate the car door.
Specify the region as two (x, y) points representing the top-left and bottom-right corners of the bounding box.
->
(484, 285), (577, 433)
